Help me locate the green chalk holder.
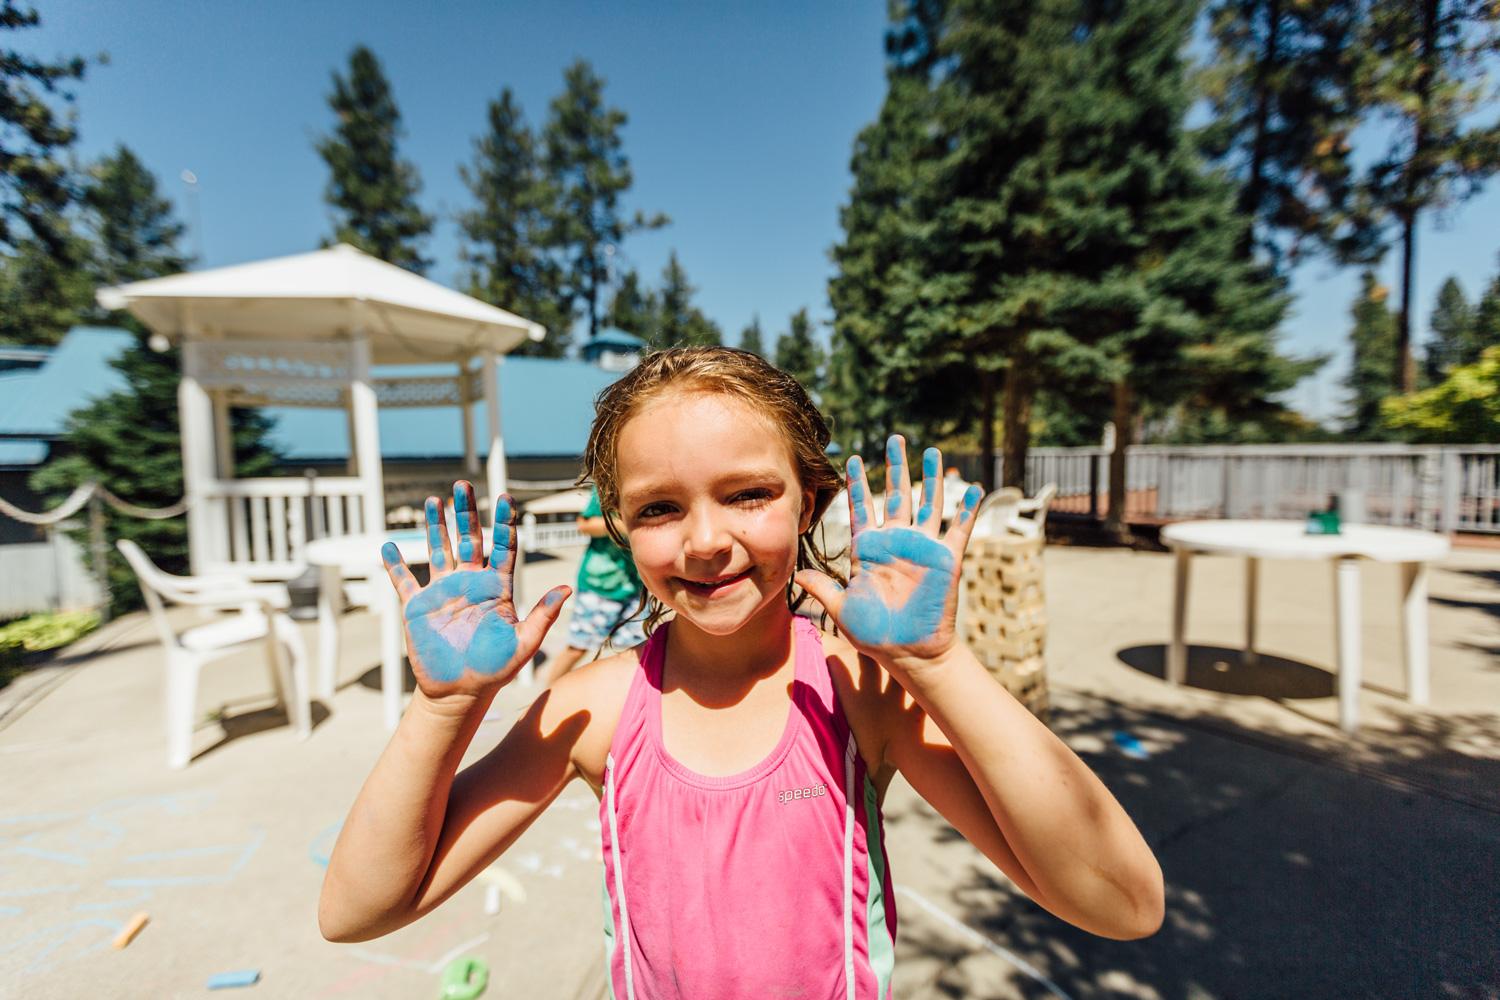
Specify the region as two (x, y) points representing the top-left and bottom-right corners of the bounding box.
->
(440, 956), (489, 1000)
(1305, 508), (1341, 535)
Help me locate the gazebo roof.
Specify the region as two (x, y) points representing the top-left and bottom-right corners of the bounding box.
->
(96, 244), (546, 364)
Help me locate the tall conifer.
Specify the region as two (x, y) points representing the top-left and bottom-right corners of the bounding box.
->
(316, 46), (432, 273)
(542, 60), (666, 341)
(1342, 271), (1397, 438)
(774, 308), (824, 396)
(457, 88), (571, 357)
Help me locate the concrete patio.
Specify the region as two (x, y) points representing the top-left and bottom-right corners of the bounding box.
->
(1, 542), (1496, 999)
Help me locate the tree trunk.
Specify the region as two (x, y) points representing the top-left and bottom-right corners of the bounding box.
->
(1240, 0), (1282, 257)
(979, 368), (996, 494)
(1397, 0), (1440, 394)
(1106, 379), (1134, 538)
(1001, 362), (1034, 491)
(1397, 211), (1418, 393)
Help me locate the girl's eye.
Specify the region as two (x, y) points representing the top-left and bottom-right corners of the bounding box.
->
(734, 489), (773, 506)
(636, 502), (675, 520)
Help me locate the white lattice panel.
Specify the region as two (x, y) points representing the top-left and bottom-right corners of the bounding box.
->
(374, 375), (465, 408)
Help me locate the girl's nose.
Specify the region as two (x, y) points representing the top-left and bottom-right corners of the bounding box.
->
(682, 506), (732, 560)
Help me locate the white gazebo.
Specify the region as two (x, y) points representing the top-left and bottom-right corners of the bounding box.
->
(98, 244), (545, 579)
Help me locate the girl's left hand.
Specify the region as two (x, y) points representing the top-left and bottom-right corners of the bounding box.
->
(796, 436), (982, 676)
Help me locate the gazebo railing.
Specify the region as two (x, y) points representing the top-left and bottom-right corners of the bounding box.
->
(200, 476), (370, 579)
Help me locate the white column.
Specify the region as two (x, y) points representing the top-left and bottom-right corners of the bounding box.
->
(460, 360), (478, 475)
(349, 335), (385, 536)
(1400, 561), (1431, 705)
(178, 340), (218, 574)
(211, 391), (234, 480)
(482, 348), (507, 512)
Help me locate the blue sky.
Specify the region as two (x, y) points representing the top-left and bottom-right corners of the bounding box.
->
(24, 1), (1500, 425)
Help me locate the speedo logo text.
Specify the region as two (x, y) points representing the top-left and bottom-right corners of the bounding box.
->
(777, 783), (827, 804)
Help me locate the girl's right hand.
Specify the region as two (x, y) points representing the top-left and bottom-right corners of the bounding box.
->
(381, 481), (570, 702)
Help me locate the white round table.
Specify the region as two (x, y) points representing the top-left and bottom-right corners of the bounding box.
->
(1159, 520), (1450, 733)
(305, 527), (497, 731)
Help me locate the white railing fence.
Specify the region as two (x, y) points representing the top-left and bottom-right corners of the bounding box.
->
(1006, 444), (1500, 533)
(199, 476), (369, 580)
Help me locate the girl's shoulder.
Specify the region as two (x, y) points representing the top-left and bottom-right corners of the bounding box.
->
(813, 626), (903, 783)
(542, 646), (644, 795)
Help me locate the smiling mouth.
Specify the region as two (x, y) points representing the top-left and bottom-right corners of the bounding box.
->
(678, 568), (753, 596)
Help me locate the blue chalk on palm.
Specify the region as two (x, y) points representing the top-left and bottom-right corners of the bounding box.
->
(206, 969), (260, 989)
(1112, 730), (1149, 760)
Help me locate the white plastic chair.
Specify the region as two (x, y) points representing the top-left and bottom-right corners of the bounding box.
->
(117, 539), (312, 769)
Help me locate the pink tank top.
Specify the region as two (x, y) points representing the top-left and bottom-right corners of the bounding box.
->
(599, 616), (897, 999)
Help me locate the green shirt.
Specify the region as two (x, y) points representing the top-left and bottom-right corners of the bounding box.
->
(575, 489), (641, 602)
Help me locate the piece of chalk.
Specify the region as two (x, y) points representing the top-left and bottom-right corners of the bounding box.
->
(111, 910), (149, 949)
(484, 883), (502, 915)
(1112, 730), (1150, 760)
(206, 969), (261, 989)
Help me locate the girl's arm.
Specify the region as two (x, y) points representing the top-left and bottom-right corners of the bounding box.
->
(801, 440), (1163, 941)
(319, 667), (617, 941)
(318, 483), (578, 942)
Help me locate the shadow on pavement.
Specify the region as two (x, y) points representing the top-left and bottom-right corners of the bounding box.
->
(1117, 643), (1335, 700)
(890, 692), (1500, 999)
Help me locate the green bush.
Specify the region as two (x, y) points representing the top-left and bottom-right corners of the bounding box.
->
(0, 610), (101, 679)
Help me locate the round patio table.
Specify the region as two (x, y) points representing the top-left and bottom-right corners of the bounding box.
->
(1159, 520), (1450, 733)
(305, 527), (495, 731)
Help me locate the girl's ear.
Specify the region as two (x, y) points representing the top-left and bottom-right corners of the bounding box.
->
(797, 487), (817, 535)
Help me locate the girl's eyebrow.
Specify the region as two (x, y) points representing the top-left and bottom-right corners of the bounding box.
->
(621, 468), (786, 500)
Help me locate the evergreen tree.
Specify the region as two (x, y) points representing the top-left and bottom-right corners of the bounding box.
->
(31, 152), (278, 614)
(1470, 257), (1500, 359)
(316, 45), (432, 273)
(0, 230), (92, 345)
(457, 88), (571, 357)
(1342, 271), (1397, 438)
(774, 308), (824, 396)
(605, 268), (658, 342)
(652, 251), (720, 348)
(81, 145), (188, 289)
(1199, 0), (1365, 265)
(1422, 276), (1474, 386)
(1351, 1), (1500, 392)
(738, 314), (765, 356)
(828, 0), (975, 463)
(542, 60), (667, 341)
(0, 0), (90, 257)
(0, 1), (96, 346)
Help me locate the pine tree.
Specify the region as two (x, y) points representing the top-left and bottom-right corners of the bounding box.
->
(1199, 0), (1364, 265)
(81, 145), (188, 289)
(605, 269), (658, 342)
(1422, 276), (1473, 386)
(0, 1), (96, 345)
(542, 60), (667, 341)
(1342, 271), (1397, 439)
(774, 308), (824, 396)
(738, 314), (765, 356)
(652, 251), (720, 348)
(30, 150), (278, 614)
(0, 0), (90, 257)
(828, 0), (969, 463)
(316, 45), (432, 273)
(1351, 1), (1500, 392)
(457, 88), (571, 357)
(1470, 256), (1500, 359)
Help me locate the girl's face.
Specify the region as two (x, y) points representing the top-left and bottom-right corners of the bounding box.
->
(615, 390), (814, 637)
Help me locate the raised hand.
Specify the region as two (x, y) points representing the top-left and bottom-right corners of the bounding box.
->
(381, 482), (569, 699)
(796, 437), (981, 671)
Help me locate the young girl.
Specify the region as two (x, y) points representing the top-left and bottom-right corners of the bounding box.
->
(319, 347), (1163, 997)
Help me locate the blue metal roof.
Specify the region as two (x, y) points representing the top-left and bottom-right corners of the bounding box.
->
(0, 328), (621, 465)
(0, 327), (134, 438)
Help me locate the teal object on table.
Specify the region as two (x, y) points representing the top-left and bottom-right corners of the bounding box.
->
(440, 956), (489, 999)
(1305, 509), (1341, 535)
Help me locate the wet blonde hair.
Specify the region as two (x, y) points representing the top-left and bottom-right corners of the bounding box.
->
(579, 345), (847, 634)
